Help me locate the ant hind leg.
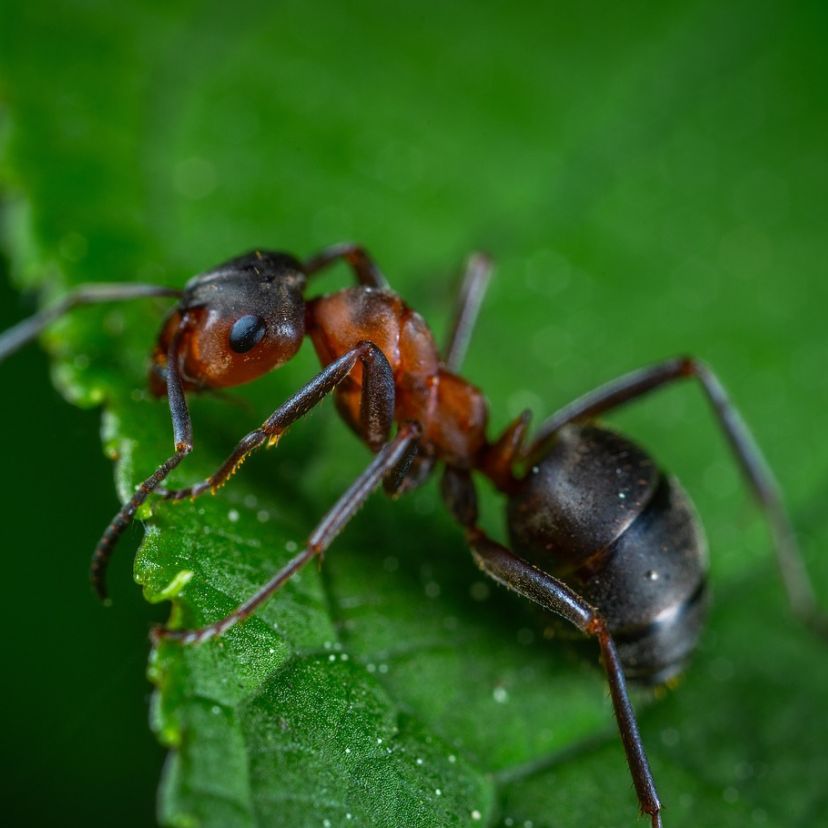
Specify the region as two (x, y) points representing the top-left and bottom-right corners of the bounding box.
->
(440, 467), (662, 828)
(526, 355), (828, 640)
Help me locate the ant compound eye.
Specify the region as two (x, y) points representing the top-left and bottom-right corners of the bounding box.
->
(229, 314), (266, 353)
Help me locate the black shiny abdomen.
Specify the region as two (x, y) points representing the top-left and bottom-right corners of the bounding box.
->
(508, 425), (709, 684)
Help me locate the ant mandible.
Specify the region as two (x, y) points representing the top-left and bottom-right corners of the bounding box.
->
(2, 243), (825, 827)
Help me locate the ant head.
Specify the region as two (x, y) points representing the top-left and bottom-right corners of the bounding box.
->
(151, 251), (307, 393)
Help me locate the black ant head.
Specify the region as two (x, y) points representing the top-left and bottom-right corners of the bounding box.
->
(151, 250), (307, 393)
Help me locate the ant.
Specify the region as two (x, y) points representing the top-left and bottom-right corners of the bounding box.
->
(1, 243), (825, 827)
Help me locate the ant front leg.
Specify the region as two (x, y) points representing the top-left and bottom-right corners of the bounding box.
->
(155, 340), (394, 509)
(94, 341), (395, 599)
(440, 467), (662, 828)
(526, 356), (827, 639)
(303, 242), (389, 289)
(91, 321), (193, 600)
(156, 421), (422, 644)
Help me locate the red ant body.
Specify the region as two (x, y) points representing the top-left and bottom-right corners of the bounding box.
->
(2, 243), (825, 827)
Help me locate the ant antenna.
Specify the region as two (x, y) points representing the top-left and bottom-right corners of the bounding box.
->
(0, 282), (181, 363)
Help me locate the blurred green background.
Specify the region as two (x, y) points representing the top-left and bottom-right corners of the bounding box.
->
(1, 1), (827, 826)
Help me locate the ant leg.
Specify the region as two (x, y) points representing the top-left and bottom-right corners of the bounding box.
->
(471, 531), (662, 827)
(440, 468), (662, 828)
(443, 252), (493, 372)
(0, 283), (181, 363)
(156, 340), (394, 506)
(91, 321), (193, 600)
(155, 422), (422, 644)
(95, 341), (393, 597)
(303, 243), (388, 289)
(527, 355), (827, 639)
(383, 448), (433, 497)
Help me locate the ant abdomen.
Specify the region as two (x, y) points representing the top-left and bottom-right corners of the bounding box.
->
(508, 425), (709, 684)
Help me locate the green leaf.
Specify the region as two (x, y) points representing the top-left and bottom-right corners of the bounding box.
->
(2, 2), (828, 827)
